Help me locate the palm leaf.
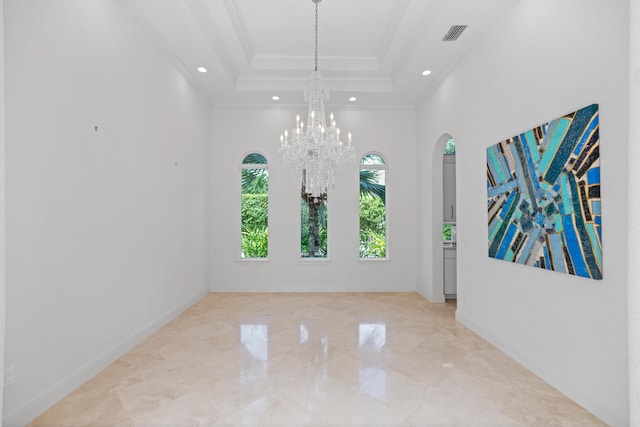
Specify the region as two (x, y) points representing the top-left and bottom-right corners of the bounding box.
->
(359, 169), (385, 203)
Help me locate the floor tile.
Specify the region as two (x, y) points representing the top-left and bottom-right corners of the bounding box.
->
(28, 293), (606, 427)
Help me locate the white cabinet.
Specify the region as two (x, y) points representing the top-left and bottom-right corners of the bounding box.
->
(443, 155), (456, 222)
(444, 248), (457, 296)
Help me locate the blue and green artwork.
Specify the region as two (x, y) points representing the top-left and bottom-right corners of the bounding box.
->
(487, 104), (602, 280)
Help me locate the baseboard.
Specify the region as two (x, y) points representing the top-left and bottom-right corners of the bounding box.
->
(209, 283), (417, 293)
(3, 290), (208, 427)
(455, 310), (629, 427)
(416, 288), (446, 303)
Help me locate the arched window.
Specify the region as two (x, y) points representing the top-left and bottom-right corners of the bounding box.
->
(241, 153), (268, 259)
(360, 153), (387, 258)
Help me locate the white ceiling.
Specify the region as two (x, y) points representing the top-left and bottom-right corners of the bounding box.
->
(117, 0), (518, 107)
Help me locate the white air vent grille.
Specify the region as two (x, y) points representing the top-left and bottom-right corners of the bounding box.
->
(442, 25), (468, 41)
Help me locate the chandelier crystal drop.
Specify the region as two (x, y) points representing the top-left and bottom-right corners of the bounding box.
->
(279, 0), (355, 197)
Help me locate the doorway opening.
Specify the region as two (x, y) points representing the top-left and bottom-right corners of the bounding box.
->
(442, 138), (456, 299)
(430, 133), (457, 302)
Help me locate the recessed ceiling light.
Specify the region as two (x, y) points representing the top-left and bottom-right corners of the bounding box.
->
(349, 97), (357, 102)
(422, 69), (432, 76)
(197, 66), (207, 73)
(272, 95), (280, 101)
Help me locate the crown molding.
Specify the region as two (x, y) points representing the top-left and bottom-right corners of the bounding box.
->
(185, 0), (239, 82)
(377, 0), (411, 62)
(115, 0), (215, 106)
(212, 102), (415, 110)
(223, 0), (254, 62)
(250, 54), (381, 73)
(236, 74), (394, 93)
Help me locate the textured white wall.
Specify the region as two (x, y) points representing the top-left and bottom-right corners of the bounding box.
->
(417, 0), (629, 425)
(0, 0), (6, 421)
(210, 106), (418, 292)
(628, 1), (639, 424)
(3, 0), (211, 424)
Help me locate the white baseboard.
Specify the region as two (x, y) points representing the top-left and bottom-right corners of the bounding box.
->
(209, 283), (416, 293)
(416, 287), (446, 303)
(3, 290), (208, 427)
(455, 309), (628, 427)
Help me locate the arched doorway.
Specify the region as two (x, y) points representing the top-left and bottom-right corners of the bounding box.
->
(430, 133), (456, 302)
(442, 138), (456, 298)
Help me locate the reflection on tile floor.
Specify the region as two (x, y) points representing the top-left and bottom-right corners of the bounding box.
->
(28, 293), (605, 426)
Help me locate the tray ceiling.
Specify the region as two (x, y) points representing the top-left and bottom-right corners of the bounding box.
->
(117, 0), (518, 106)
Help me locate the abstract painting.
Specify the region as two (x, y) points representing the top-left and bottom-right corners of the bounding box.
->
(487, 104), (602, 279)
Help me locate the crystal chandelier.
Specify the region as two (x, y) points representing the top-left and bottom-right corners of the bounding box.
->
(279, 0), (355, 197)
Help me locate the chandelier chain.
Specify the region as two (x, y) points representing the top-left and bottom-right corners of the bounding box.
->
(314, 0), (319, 72)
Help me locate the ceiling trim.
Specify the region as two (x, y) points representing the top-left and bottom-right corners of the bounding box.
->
(223, 0), (254, 62)
(236, 74), (393, 93)
(185, 0), (239, 82)
(376, 0), (411, 62)
(251, 54), (381, 73)
(212, 103), (415, 111)
(115, 0), (215, 106)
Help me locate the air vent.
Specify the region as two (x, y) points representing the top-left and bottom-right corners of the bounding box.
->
(442, 25), (468, 42)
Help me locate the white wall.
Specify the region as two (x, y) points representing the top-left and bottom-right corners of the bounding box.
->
(628, 1), (640, 424)
(210, 106), (417, 292)
(0, 0), (6, 421)
(3, 0), (211, 424)
(417, 0), (629, 425)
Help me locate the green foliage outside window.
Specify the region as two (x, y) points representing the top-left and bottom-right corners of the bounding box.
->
(359, 154), (386, 258)
(359, 163), (386, 258)
(241, 155), (268, 258)
(444, 138), (456, 154)
(360, 195), (386, 257)
(242, 194), (268, 230)
(443, 223), (453, 241)
(241, 192), (269, 258)
(242, 169), (268, 194)
(241, 225), (268, 258)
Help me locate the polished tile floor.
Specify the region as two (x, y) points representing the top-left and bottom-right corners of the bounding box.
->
(29, 293), (605, 426)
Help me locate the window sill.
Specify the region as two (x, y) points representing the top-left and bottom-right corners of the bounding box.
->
(236, 258), (270, 263)
(358, 257), (391, 263)
(297, 257), (331, 264)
